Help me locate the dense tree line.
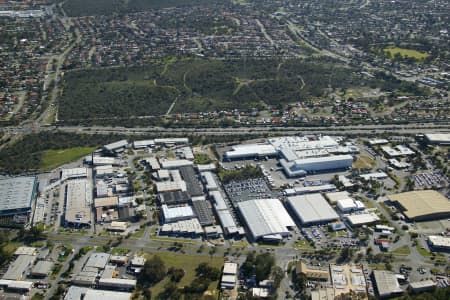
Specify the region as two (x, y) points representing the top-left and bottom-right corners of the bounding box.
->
(0, 132), (126, 174)
(62, 0), (226, 17)
(218, 165), (264, 184)
(242, 252), (276, 283)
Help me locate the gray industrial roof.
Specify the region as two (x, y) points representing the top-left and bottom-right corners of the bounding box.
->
(287, 194), (339, 225)
(238, 199), (296, 240)
(192, 200), (213, 226)
(179, 166), (204, 197)
(0, 177), (37, 213)
(159, 191), (190, 205)
(31, 260), (53, 276)
(84, 252), (110, 269)
(2, 255), (36, 280)
(373, 270), (403, 297)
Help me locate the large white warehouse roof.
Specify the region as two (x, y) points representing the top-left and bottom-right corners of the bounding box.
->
(224, 144), (277, 159)
(287, 194), (339, 225)
(238, 198), (295, 240)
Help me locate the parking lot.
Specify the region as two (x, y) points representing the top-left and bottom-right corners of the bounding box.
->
(223, 178), (279, 204)
(412, 171), (449, 189)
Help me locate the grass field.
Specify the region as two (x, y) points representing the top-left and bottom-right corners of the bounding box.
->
(40, 146), (97, 170)
(294, 240), (315, 250)
(391, 245), (411, 256)
(353, 155), (375, 169)
(144, 252), (224, 299)
(384, 47), (429, 60)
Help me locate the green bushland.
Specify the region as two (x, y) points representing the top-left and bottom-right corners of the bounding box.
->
(58, 58), (424, 122)
(0, 132), (126, 174)
(62, 0), (225, 17)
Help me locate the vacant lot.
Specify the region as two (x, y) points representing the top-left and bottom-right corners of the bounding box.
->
(40, 146), (97, 170)
(384, 47), (429, 60)
(353, 155), (375, 169)
(144, 252), (224, 299)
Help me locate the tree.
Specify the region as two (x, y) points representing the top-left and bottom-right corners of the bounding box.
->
(270, 266), (284, 288)
(140, 255), (166, 286)
(167, 267), (184, 282)
(338, 246), (353, 263)
(195, 263), (220, 281)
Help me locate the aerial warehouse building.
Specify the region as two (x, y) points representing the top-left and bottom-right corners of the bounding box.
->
(0, 176), (38, 226)
(388, 190), (450, 221)
(287, 194), (339, 226)
(237, 198), (296, 242)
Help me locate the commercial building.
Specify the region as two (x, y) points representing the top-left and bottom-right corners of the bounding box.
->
(202, 172), (219, 191)
(427, 235), (450, 251)
(0, 176), (37, 226)
(85, 252), (110, 270)
(221, 262), (238, 289)
(372, 270), (403, 298)
(154, 138), (189, 146)
(95, 165), (114, 177)
(216, 209), (244, 237)
(360, 172), (388, 180)
(64, 179), (92, 228)
(281, 155), (353, 177)
(179, 165), (204, 197)
(98, 278), (137, 291)
(30, 260), (53, 278)
(310, 288), (335, 300)
(61, 168), (88, 181)
(381, 145), (414, 157)
(388, 190), (450, 221)
(295, 261), (329, 281)
(161, 205), (195, 223)
(287, 194), (339, 226)
(14, 246), (37, 256)
(337, 199), (365, 213)
(155, 181), (187, 193)
(346, 213), (380, 227)
(424, 133), (450, 145)
(224, 143), (278, 160)
(160, 159), (193, 169)
(132, 140), (155, 149)
(143, 157), (160, 170)
(175, 147), (194, 160)
(103, 140), (128, 155)
(325, 191), (352, 204)
(192, 200), (214, 226)
(409, 280), (436, 293)
(160, 218), (204, 237)
(159, 191), (190, 206)
(64, 286), (132, 300)
(237, 198), (296, 241)
(283, 184), (336, 196)
(2, 255), (36, 280)
(330, 264), (367, 298)
(368, 139), (389, 146)
(0, 280), (33, 293)
(92, 156), (118, 166)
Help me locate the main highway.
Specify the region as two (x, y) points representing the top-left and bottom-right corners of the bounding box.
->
(1, 123), (449, 137)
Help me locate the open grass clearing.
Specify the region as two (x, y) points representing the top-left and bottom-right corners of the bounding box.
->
(384, 47), (429, 60)
(40, 146), (97, 171)
(294, 240), (315, 250)
(391, 245), (411, 256)
(143, 252), (224, 299)
(353, 155), (375, 169)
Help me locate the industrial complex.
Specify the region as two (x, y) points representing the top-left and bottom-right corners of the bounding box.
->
(0, 132), (449, 300)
